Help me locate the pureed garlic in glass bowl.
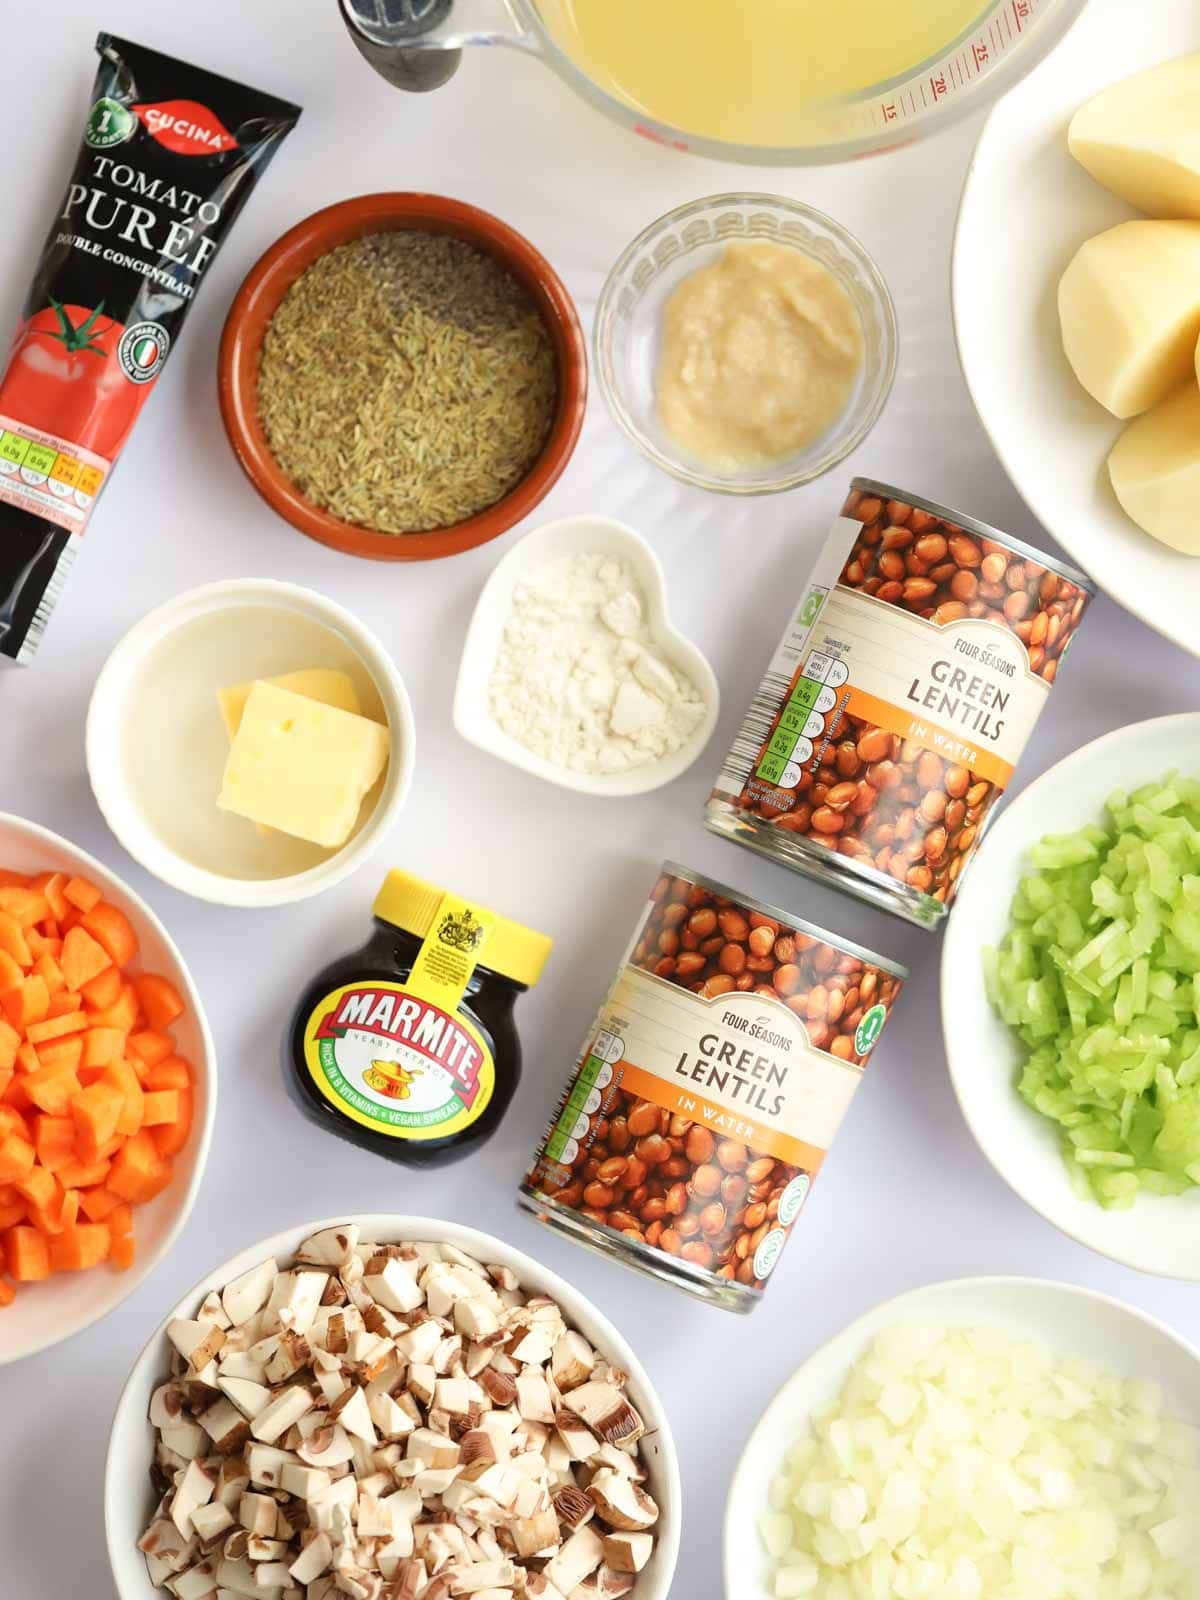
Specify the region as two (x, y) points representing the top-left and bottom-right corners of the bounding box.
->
(595, 195), (897, 495)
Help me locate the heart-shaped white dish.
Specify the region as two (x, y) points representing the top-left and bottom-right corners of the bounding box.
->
(454, 514), (719, 796)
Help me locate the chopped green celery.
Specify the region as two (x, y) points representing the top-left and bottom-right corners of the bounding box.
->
(986, 772), (1200, 1204)
(1029, 833), (1099, 870)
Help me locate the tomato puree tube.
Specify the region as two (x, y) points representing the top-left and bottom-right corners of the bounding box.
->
(0, 34), (300, 664)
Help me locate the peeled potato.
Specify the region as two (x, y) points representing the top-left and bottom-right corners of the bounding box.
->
(1058, 221), (1200, 417)
(1108, 381), (1200, 554)
(1069, 54), (1200, 217)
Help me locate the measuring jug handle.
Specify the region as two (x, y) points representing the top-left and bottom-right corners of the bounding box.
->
(338, 0), (530, 92)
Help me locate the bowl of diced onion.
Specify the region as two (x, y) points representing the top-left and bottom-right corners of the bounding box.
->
(941, 713), (1200, 1282)
(725, 1276), (1200, 1600)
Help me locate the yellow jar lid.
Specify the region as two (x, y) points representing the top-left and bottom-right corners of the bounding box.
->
(373, 869), (552, 989)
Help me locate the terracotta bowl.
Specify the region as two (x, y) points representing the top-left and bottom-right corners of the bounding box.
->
(218, 192), (588, 561)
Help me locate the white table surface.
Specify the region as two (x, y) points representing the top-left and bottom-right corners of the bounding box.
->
(3, 5), (1199, 1597)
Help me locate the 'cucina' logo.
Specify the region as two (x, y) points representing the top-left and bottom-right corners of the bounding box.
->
(132, 99), (238, 156)
(315, 987), (483, 1108)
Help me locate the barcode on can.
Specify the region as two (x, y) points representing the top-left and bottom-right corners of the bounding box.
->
(714, 667), (793, 794)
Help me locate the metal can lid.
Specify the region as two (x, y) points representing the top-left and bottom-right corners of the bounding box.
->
(850, 477), (1095, 595)
(661, 859), (908, 980)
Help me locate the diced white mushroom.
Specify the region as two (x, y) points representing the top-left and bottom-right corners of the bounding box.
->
(560, 1386), (643, 1451)
(162, 1420), (211, 1461)
(170, 1460), (217, 1538)
(246, 1536), (288, 1562)
(221, 1259), (278, 1327)
(150, 1382), (188, 1429)
(408, 1363), (437, 1408)
(250, 1561), (292, 1589)
(514, 1372), (555, 1426)
(454, 1297), (501, 1342)
(331, 1386), (376, 1445)
(245, 1444), (297, 1489)
(412, 1466), (462, 1497)
(217, 1351), (268, 1382)
(169, 1559), (220, 1599)
(217, 1376), (272, 1420)
(394, 1321), (442, 1366)
(264, 1332), (311, 1386)
(543, 1527), (604, 1595)
(295, 1421), (355, 1469)
(552, 1487), (595, 1534)
(267, 1270), (328, 1336)
(168, 1319), (227, 1373)
(368, 1391), (415, 1440)
(435, 1378), (474, 1416)
(190, 1502), (235, 1544)
(297, 1225), (359, 1268)
(238, 1494), (278, 1537)
(586, 1472), (658, 1533)
(550, 1334), (594, 1395)
(598, 1533), (651, 1575)
(510, 1508), (559, 1559)
(250, 1385), (314, 1444)
(407, 1427), (460, 1470)
(553, 1414), (599, 1463)
(442, 1560), (516, 1594)
(363, 1257), (424, 1314)
(140, 1518), (197, 1573)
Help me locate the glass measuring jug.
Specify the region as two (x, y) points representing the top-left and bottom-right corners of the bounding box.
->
(339, 0), (1088, 164)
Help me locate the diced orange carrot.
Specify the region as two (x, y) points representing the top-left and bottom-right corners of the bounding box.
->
(141, 1090), (180, 1127)
(2, 976), (49, 1032)
(5, 1225), (50, 1281)
(78, 1186), (122, 1222)
(109, 1231), (135, 1271)
(32, 954), (65, 996)
(0, 1109), (28, 1146)
(128, 1030), (172, 1069)
(0, 1200), (26, 1230)
(0, 1071), (10, 1106)
(15, 1043), (38, 1075)
(0, 871), (29, 889)
(107, 1131), (169, 1203)
(24, 1062), (80, 1117)
(0, 1019), (18, 1074)
(63, 877), (102, 914)
(151, 1090), (192, 1158)
(61, 926), (112, 993)
(134, 974), (183, 1032)
(0, 889), (48, 929)
(80, 904), (138, 969)
(34, 1114), (75, 1172)
(0, 949), (24, 996)
(46, 990), (82, 1019)
(145, 1056), (191, 1092)
(57, 1158), (112, 1190)
(27, 1186), (79, 1236)
(0, 1135), (35, 1185)
(26, 1010), (87, 1046)
(0, 1275), (15, 1305)
(71, 1082), (124, 1163)
(33, 873), (69, 924)
(81, 965), (122, 1011)
(100, 1060), (143, 1137)
(48, 1222), (109, 1272)
(2, 1077), (32, 1113)
(0, 914), (31, 970)
(81, 1028), (124, 1069)
(87, 984), (138, 1033)
(33, 1037), (84, 1076)
(107, 1199), (133, 1237)
(14, 1164), (58, 1213)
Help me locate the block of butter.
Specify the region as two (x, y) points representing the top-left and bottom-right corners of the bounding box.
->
(217, 681), (390, 849)
(218, 668), (361, 739)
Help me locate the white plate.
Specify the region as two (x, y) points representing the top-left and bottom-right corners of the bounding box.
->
(724, 1275), (1200, 1599)
(454, 513), (719, 796)
(953, 0), (1200, 657)
(940, 712), (1200, 1280)
(0, 815), (215, 1365)
(106, 1214), (681, 1600)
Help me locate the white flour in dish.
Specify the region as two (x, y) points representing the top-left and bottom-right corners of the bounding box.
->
(488, 551), (709, 774)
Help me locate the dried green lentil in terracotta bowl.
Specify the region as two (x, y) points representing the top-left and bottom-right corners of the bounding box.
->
(256, 231), (559, 535)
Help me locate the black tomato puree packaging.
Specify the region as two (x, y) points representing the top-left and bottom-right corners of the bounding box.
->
(0, 33), (300, 664)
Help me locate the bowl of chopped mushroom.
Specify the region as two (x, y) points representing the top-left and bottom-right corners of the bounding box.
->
(106, 1216), (679, 1600)
(218, 194), (588, 562)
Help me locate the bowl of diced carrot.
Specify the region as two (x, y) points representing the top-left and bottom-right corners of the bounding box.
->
(0, 814), (215, 1364)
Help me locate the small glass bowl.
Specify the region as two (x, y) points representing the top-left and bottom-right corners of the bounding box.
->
(594, 194), (897, 495)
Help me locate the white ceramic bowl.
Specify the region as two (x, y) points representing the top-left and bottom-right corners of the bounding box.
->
(87, 580), (416, 908)
(106, 1213), (681, 1600)
(724, 1275), (1200, 1599)
(954, 0), (1200, 658)
(0, 815), (215, 1366)
(941, 712), (1200, 1280)
(454, 514), (719, 795)
(595, 195), (897, 496)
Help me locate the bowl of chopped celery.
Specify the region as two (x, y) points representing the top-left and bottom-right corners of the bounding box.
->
(942, 712), (1200, 1280)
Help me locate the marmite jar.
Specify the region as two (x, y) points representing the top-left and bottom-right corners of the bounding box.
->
(288, 870), (552, 1167)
